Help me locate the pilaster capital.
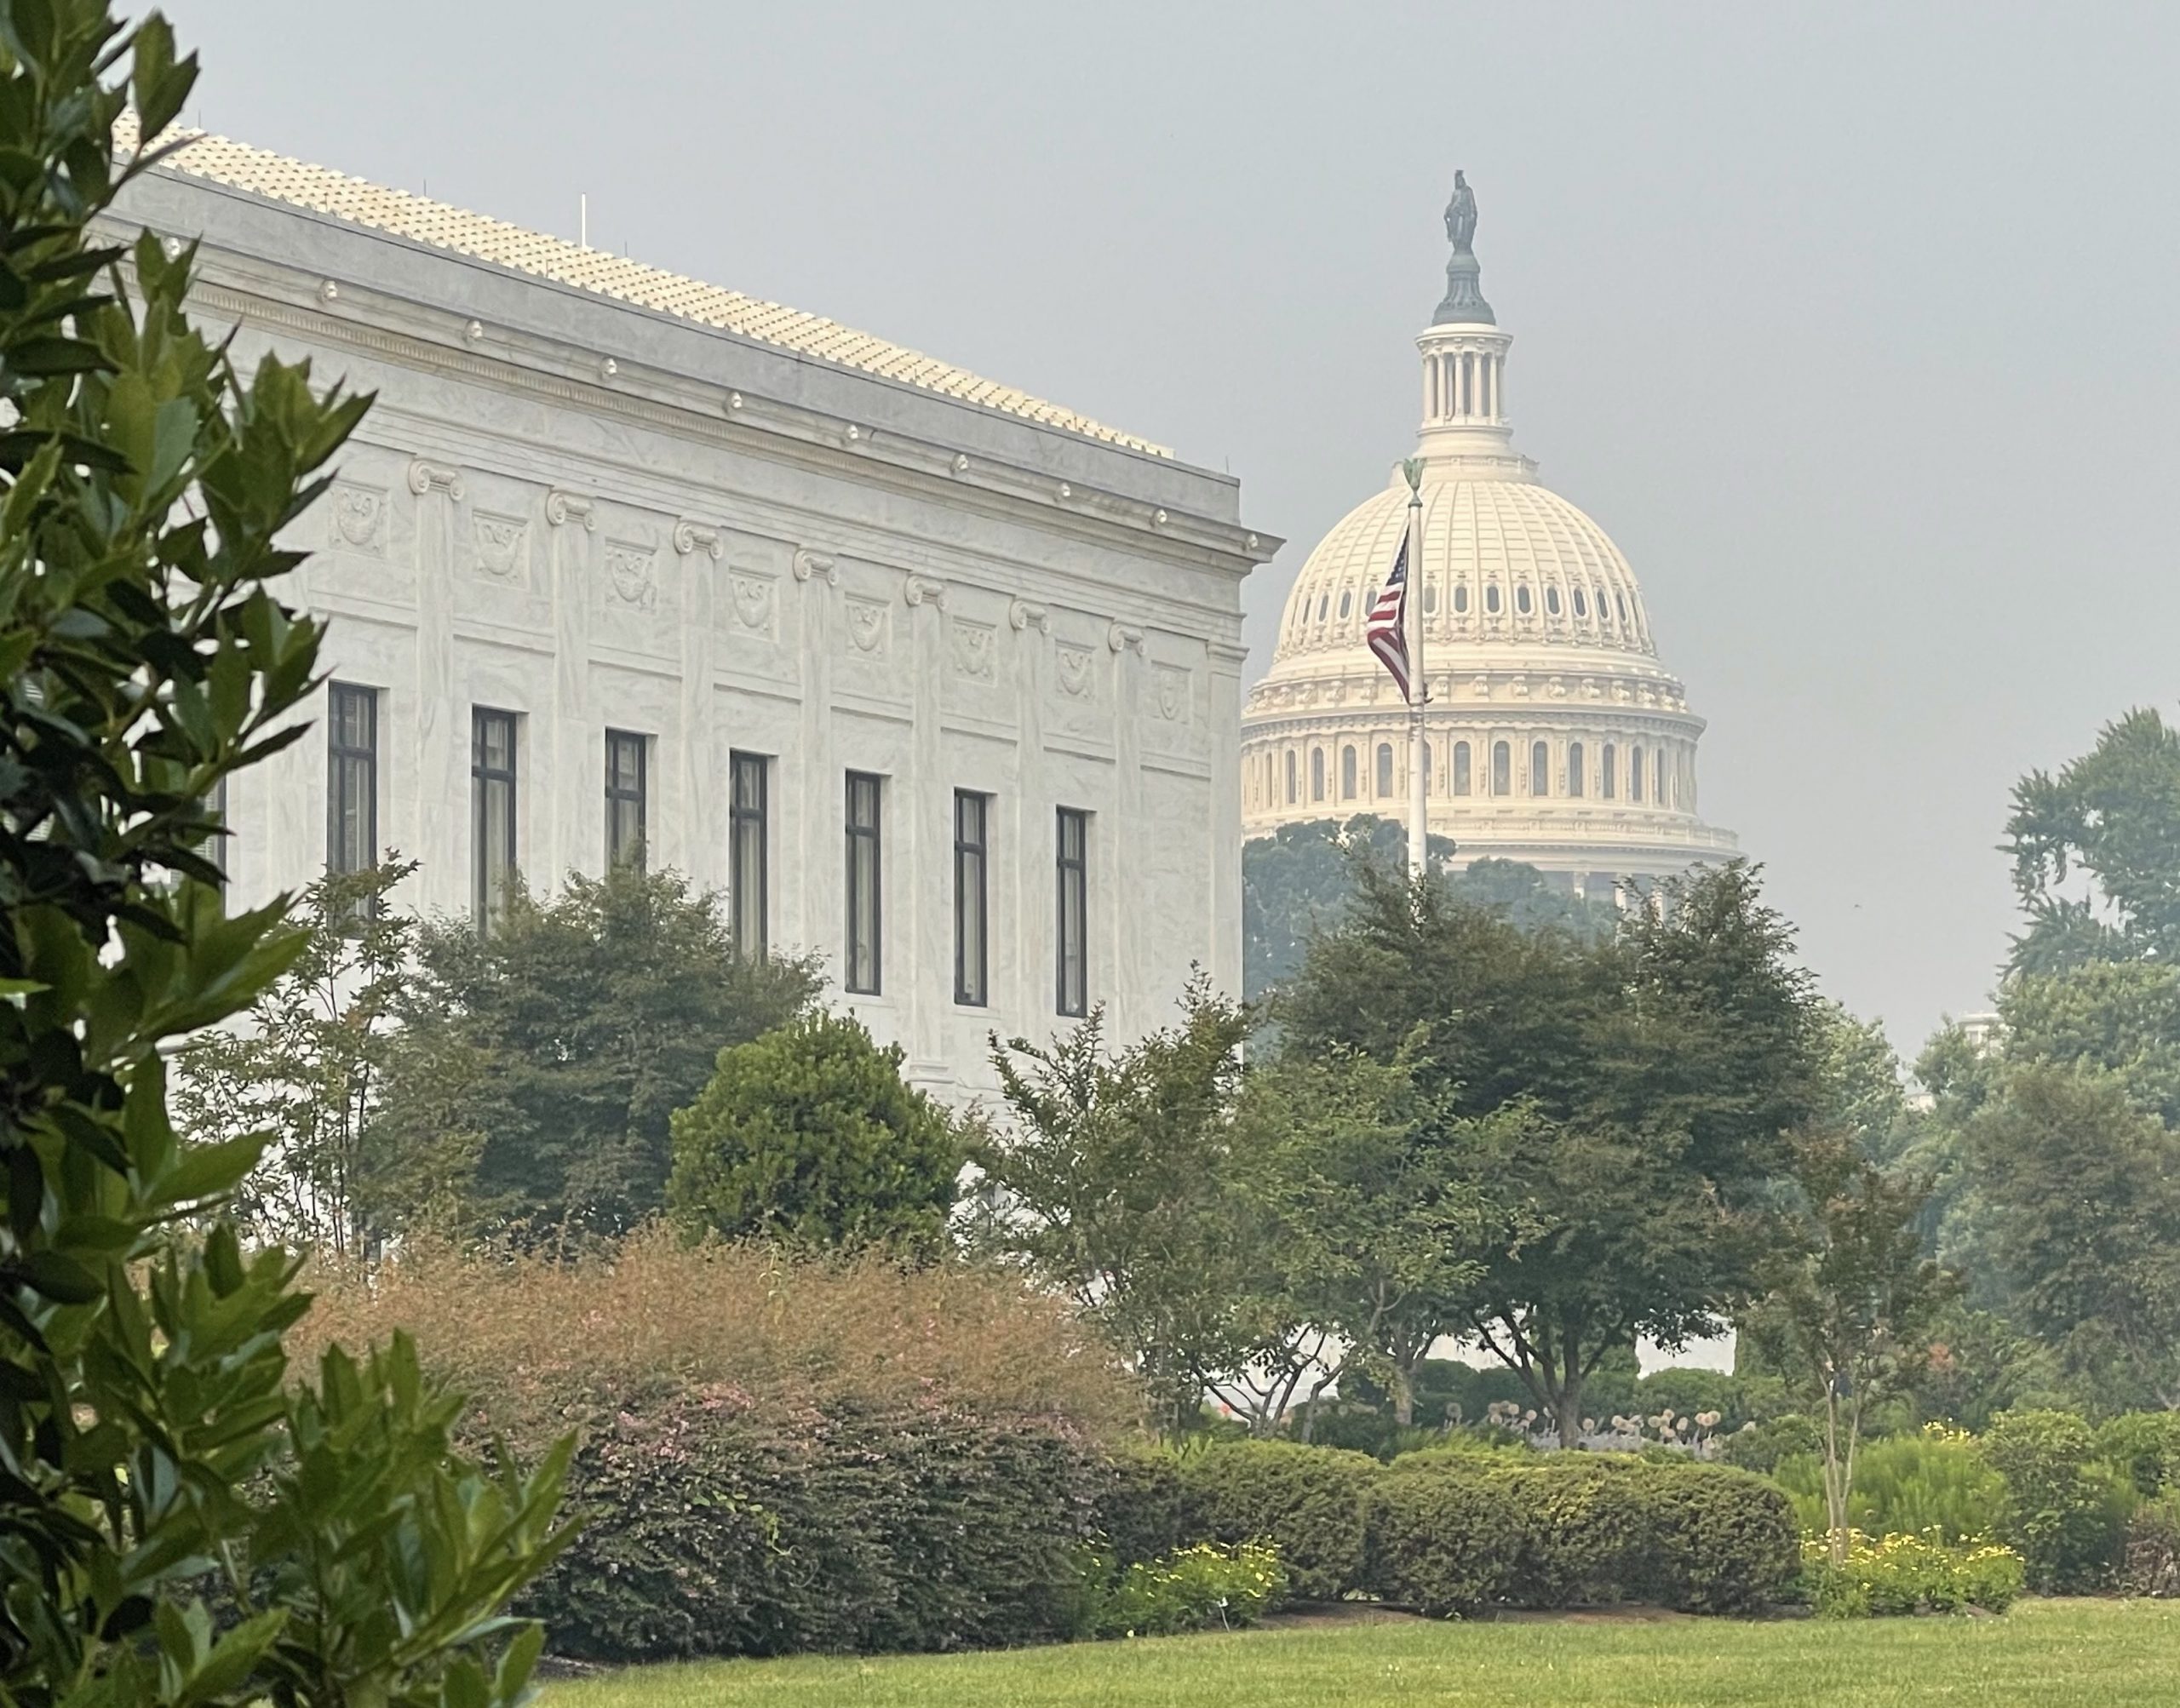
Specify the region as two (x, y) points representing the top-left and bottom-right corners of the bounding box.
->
(406, 457), (464, 499)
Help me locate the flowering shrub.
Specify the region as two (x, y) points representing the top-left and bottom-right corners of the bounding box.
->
(1081, 1544), (1287, 1637)
(1799, 1531), (2025, 1618)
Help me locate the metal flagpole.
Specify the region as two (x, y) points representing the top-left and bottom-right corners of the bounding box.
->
(1402, 457), (1426, 882)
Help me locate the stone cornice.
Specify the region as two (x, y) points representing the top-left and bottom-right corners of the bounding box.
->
(124, 238), (1281, 582)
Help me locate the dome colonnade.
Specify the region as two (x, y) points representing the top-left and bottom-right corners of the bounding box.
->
(1240, 174), (1735, 894)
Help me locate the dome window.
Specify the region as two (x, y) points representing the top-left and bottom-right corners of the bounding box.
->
(1423, 583), (1438, 614)
(1573, 587), (1587, 617)
(1311, 748), (1326, 802)
(1616, 593), (1629, 625)
(1530, 740), (1550, 796)
(1569, 742), (1585, 797)
(1317, 593), (1329, 622)
(1375, 743), (1394, 797)
(1602, 743), (1616, 799)
(1453, 583), (1470, 614)
(1630, 747), (1644, 804)
(1338, 589), (1353, 619)
(1340, 745), (1357, 800)
(1516, 585), (1533, 616)
(1485, 584), (1502, 615)
(1286, 751), (1299, 805)
(1546, 587), (1562, 616)
(1453, 741), (1472, 796)
(1491, 741), (1511, 796)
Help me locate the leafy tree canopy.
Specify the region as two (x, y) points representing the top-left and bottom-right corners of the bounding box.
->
(668, 1010), (964, 1254)
(1241, 814), (1606, 998)
(2005, 706), (2180, 974)
(375, 865), (819, 1241)
(1277, 858), (1823, 1442)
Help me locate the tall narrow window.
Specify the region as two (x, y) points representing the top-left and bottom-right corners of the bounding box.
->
(845, 771), (883, 994)
(1310, 749), (1325, 802)
(1340, 745), (1357, 800)
(1056, 807), (1088, 1017)
(327, 682), (378, 875)
(1453, 740), (1472, 796)
(1630, 747), (1645, 803)
(605, 729), (647, 870)
(1285, 750), (1298, 805)
(1569, 741), (1586, 798)
(1530, 740), (1550, 796)
(1453, 583), (1470, 614)
(1375, 743), (1394, 797)
(1492, 740), (1511, 796)
(730, 751), (768, 957)
(472, 708), (518, 931)
(207, 774), (229, 881)
(954, 790), (990, 1006)
(1602, 743), (1617, 800)
(1485, 584), (1501, 614)
(1422, 739), (1434, 791)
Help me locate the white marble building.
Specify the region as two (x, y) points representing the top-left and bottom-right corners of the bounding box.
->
(1243, 179), (1735, 892)
(106, 124), (1276, 1102)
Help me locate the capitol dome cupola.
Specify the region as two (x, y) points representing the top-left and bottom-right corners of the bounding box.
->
(1239, 173), (1737, 891)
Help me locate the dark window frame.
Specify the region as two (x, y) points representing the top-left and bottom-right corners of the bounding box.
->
(730, 750), (768, 958)
(953, 789), (990, 1007)
(845, 771), (883, 994)
(605, 728), (648, 870)
(326, 681), (378, 876)
(472, 707), (519, 931)
(1056, 806), (1088, 1018)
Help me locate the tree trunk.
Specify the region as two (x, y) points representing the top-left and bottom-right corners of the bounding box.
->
(1555, 1366), (1583, 1450)
(1391, 1361), (1415, 1429)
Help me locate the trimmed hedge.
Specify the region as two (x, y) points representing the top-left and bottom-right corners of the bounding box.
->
(1094, 1441), (1192, 1568)
(1175, 1441), (1380, 1601)
(1370, 1453), (1798, 1615)
(525, 1390), (1102, 1662)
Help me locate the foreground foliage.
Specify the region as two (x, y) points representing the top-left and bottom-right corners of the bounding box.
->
(1076, 1543), (1283, 1639)
(0, 8), (565, 1699)
(542, 1599), (2180, 1708)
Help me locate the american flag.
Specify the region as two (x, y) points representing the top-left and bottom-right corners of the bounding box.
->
(1364, 536), (1412, 702)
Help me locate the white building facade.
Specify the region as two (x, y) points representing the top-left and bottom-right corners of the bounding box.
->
(109, 127), (1275, 1103)
(1243, 180), (1734, 892)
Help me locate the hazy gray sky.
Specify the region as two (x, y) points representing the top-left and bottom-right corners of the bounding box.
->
(176, 0), (2180, 1058)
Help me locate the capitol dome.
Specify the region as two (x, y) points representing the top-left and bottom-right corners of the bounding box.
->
(1242, 177), (1735, 890)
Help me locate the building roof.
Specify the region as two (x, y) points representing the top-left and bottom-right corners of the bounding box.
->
(114, 113), (1170, 458)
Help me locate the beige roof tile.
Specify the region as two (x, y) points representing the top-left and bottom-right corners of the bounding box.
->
(114, 114), (1168, 457)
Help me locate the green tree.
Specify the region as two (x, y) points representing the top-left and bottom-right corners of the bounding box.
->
(1969, 1063), (2180, 1409)
(1744, 1129), (1953, 1562)
(375, 864), (819, 1239)
(972, 980), (1259, 1431)
(0, 11), (565, 1698)
(668, 1010), (963, 1252)
(1231, 1045), (1505, 1430)
(1280, 859), (1821, 1445)
(172, 860), (416, 1261)
(2005, 706), (2180, 974)
(1242, 815), (1605, 1000)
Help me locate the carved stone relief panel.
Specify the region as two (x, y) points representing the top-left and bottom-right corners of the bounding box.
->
(603, 542), (658, 612)
(1054, 643), (1094, 700)
(728, 571), (778, 639)
(844, 596), (891, 658)
(329, 481), (387, 557)
(949, 618), (995, 684)
(1150, 664), (1190, 724)
(471, 513), (531, 586)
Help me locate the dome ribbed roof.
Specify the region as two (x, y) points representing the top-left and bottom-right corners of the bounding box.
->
(1267, 473), (1655, 674)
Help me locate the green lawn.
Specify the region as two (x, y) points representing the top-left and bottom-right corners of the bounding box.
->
(545, 1597), (2180, 1707)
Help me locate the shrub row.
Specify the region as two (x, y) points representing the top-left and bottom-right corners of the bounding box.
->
(525, 1392), (1103, 1662)
(1100, 1439), (1798, 1616)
